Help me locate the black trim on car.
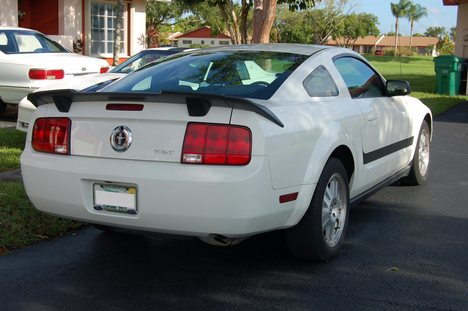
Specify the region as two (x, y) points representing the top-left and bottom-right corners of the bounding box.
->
(363, 136), (414, 164)
(27, 89), (285, 127)
(350, 163), (412, 207)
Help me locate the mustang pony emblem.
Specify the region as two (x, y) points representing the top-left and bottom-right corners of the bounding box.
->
(110, 126), (133, 152)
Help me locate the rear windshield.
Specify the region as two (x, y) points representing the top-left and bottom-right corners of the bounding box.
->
(102, 50), (308, 100)
(0, 30), (68, 54)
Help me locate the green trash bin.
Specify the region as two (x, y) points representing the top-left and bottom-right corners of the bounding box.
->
(434, 55), (463, 96)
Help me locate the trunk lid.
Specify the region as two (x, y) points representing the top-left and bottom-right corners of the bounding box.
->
(48, 94), (233, 163)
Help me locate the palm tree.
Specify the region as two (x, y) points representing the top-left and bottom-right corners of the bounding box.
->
(390, 0), (411, 55)
(406, 3), (428, 53)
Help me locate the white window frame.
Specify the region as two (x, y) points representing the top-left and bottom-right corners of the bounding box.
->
(88, 1), (128, 58)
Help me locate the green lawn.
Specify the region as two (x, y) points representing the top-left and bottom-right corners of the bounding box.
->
(0, 128), (82, 255)
(0, 181), (83, 255)
(0, 128), (26, 173)
(366, 54), (468, 112)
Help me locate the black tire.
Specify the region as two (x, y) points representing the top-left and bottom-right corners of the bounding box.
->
(0, 99), (6, 117)
(285, 158), (350, 262)
(400, 121), (430, 186)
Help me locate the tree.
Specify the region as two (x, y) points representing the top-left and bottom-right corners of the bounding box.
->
(406, 2), (427, 52)
(305, 0), (350, 45)
(146, 0), (184, 47)
(183, 0), (251, 44)
(438, 34), (454, 55)
(273, 0), (352, 45)
(113, 0), (124, 66)
(185, 1), (233, 36)
(424, 26), (446, 39)
(272, 6), (308, 43)
(449, 26), (456, 42)
(335, 13), (379, 47)
(390, 0), (411, 54)
(185, 0), (320, 44)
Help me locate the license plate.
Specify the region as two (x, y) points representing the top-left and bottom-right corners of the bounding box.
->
(93, 183), (137, 215)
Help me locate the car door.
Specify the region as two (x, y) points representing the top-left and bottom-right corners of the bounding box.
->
(334, 56), (412, 186)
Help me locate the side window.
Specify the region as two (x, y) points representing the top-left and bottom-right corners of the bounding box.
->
(334, 57), (385, 98)
(303, 65), (338, 97)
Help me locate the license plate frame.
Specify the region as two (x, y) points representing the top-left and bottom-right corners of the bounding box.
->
(93, 183), (137, 215)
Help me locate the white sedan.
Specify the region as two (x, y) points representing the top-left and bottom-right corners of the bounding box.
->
(21, 45), (432, 261)
(0, 27), (109, 116)
(16, 47), (191, 132)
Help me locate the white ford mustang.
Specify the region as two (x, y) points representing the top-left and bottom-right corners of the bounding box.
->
(21, 45), (432, 261)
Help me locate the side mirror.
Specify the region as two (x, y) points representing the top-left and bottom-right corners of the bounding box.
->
(386, 80), (411, 96)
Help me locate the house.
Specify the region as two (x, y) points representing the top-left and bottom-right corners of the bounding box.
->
(0, 0), (146, 64)
(174, 26), (231, 48)
(326, 35), (439, 56)
(443, 0), (468, 58)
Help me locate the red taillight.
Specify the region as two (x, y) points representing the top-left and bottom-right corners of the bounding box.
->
(182, 123), (251, 165)
(29, 69), (64, 80)
(32, 118), (71, 155)
(100, 66), (109, 74)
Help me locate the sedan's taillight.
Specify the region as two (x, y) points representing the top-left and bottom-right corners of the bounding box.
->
(100, 66), (109, 74)
(29, 69), (64, 80)
(32, 118), (71, 155)
(182, 123), (251, 165)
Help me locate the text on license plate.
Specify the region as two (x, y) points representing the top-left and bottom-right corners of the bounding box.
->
(93, 183), (137, 215)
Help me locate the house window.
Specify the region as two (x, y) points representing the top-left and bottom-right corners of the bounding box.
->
(219, 40), (230, 45)
(201, 40), (204, 45)
(364, 45), (373, 53)
(182, 40), (192, 45)
(90, 2), (126, 56)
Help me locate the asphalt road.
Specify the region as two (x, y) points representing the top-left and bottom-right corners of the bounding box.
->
(1, 104), (467, 311)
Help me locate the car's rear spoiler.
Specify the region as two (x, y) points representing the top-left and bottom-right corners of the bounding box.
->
(27, 89), (284, 128)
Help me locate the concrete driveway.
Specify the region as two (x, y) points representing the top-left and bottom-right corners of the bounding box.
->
(1, 103), (467, 311)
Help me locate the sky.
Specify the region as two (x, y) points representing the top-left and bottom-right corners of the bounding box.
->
(346, 0), (458, 35)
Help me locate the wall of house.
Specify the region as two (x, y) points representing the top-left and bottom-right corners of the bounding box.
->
(129, 0), (146, 55)
(454, 3), (468, 58)
(177, 38), (231, 48)
(0, 0), (18, 26)
(60, 0), (82, 39)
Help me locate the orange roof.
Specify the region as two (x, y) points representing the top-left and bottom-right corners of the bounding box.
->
(377, 36), (439, 47)
(327, 36), (381, 46)
(176, 26), (231, 39)
(327, 35), (438, 48)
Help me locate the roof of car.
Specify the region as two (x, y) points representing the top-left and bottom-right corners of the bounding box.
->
(0, 26), (38, 32)
(193, 44), (329, 56)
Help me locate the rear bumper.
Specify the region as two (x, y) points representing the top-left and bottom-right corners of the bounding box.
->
(21, 147), (310, 237)
(0, 85), (37, 105)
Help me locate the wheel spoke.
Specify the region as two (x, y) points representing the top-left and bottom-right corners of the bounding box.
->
(321, 173), (348, 248)
(322, 213), (330, 228)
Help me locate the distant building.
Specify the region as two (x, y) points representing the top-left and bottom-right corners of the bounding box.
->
(326, 35), (439, 56)
(443, 0), (468, 58)
(174, 26), (231, 48)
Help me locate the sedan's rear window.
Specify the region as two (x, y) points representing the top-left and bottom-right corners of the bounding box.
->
(102, 51), (308, 100)
(0, 30), (67, 54)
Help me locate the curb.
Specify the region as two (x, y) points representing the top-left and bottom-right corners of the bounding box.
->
(0, 169), (22, 183)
